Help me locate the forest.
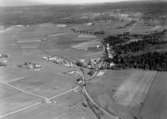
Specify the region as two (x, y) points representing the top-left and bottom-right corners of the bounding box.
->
(102, 29), (167, 71)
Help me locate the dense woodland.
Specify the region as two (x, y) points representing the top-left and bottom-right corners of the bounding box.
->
(102, 29), (167, 71)
(113, 52), (167, 71)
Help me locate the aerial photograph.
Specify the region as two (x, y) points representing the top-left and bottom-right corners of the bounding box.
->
(0, 0), (166, 119)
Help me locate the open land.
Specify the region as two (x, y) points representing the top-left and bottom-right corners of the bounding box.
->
(0, 2), (167, 119)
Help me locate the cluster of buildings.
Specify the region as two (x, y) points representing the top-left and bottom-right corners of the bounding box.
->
(71, 28), (104, 35)
(42, 55), (76, 68)
(0, 53), (42, 71)
(17, 62), (41, 71)
(78, 57), (115, 70)
(41, 52), (116, 72)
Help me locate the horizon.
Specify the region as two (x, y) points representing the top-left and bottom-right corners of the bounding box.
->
(0, 0), (163, 7)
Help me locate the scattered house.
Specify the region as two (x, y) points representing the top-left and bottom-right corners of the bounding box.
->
(85, 22), (94, 26)
(76, 77), (83, 85)
(79, 59), (86, 63)
(42, 55), (76, 68)
(18, 62), (41, 71)
(106, 44), (114, 59)
(67, 70), (78, 75)
(110, 62), (115, 67)
(96, 70), (105, 77)
(42, 56), (50, 61)
(44, 99), (54, 104)
(96, 45), (101, 48)
(65, 70), (82, 77)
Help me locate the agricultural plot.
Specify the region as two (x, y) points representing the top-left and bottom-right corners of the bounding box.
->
(0, 23), (99, 119)
(0, 83), (40, 117)
(9, 71), (76, 98)
(140, 72), (167, 119)
(2, 91), (96, 119)
(86, 70), (157, 119)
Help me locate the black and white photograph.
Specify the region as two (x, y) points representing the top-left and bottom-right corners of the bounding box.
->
(0, 0), (167, 119)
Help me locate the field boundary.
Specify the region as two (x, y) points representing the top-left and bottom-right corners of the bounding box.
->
(0, 102), (41, 119)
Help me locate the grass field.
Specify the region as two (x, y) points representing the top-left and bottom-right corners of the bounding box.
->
(86, 70), (165, 119)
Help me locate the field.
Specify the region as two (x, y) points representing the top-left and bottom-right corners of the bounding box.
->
(0, 23), (101, 119)
(0, 2), (167, 119)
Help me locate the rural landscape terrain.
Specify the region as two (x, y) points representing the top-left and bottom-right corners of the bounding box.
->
(0, 1), (167, 119)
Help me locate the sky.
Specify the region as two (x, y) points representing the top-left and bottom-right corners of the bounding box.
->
(0, 0), (164, 6)
(28, 0), (150, 4)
